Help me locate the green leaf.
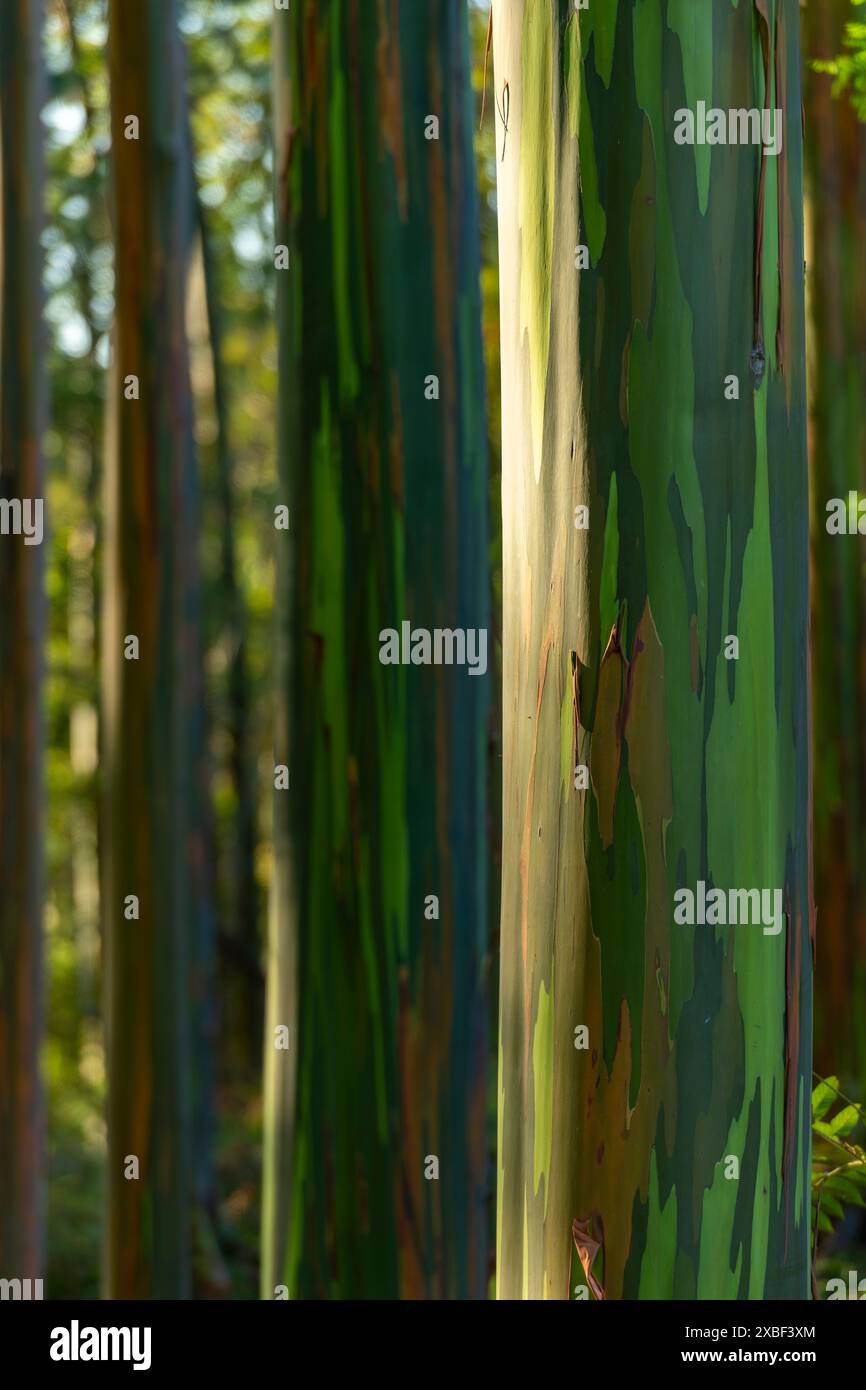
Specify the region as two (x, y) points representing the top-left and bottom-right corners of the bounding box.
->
(828, 1105), (862, 1139)
(812, 1078), (839, 1121)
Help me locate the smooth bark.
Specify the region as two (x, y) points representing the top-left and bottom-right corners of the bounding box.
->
(494, 0), (812, 1300)
(263, 0), (491, 1299)
(103, 0), (210, 1298)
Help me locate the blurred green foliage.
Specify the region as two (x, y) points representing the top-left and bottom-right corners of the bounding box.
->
(812, 1076), (866, 1232)
(812, 0), (866, 117)
(812, 1075), (866, 1298)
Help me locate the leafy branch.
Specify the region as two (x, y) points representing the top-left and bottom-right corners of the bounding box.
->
(811, 1074), (866, 1234)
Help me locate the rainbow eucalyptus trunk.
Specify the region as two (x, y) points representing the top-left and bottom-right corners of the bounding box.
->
(103, 0), (211, 1298)
(0, 0), (46, 1284)
(494, 0), (812, 1300)
(804, 0), (866, 1081)
(263, 0), (490, 1299)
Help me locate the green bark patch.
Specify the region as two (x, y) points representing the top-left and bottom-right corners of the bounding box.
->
(519, 2), (556, 479)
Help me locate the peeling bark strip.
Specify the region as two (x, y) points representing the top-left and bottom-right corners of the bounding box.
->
(263, 0), (490, 1299)
(0, 0), (46, 1282)
(572, 1217), (605, 1300)
(494, 0), (811, 1300)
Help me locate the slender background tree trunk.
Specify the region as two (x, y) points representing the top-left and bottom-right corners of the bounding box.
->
(0, 0), (46, 1284)
(198, 199), (262, 1082)
(263, 0), (491, 1299)
(494, 0), (812, 1300)
(103, 0), (211, 1299)
(804, 0), (866, 1082)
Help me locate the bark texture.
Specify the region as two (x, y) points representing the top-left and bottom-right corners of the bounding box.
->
(494, 0), (812, 1300)
(263, 0), (491, 1299)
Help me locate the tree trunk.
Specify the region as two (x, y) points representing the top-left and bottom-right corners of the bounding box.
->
(103, 0), (210, 1298)
(804, 0), (866, 1081)
(0, 0), (46, 1284)
(263, 0), (491, 1299)
(198, 198), (262, 1081)
(494, 0), (812, 1300)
